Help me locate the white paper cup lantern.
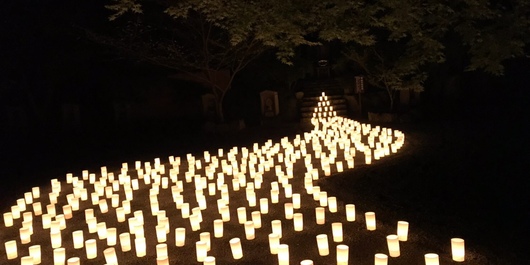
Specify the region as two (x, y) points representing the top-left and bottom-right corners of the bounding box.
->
(300, 260), (313, 265)
(157, 256), (169, 265)
(332, 222), (343, 242)
(397, 221), (409, 241)
(3, 212), (14, 227)
(374, 253), (388, 265)
(424, 253), (439, 265)
(175, 228), (186, 247)
(272, 220), (282, 238)
(328, 197), (337, 213)
(293, 213), (303, 231)
(260, 198), (269, 214)
(386, 235), (400, 257)
(345, 204), (356, 222)
(284, 203), (294, 220)
(135, 237), (147, 257)
(237, 207), (247, 224)
(251, 211), (262, 228)
(53, 248), (65, 265)
(20, 227), (31, 244)
(278, 244), (289, 265)
(200, 232), (211, 250)
(66, 257), (80, 265)
(316, 234), (329, 256)
(119, 232), (132, 252)
(336, 244), (349, 265)
(5, 240), (17, 259)
(315, 207), (325, 225)
(86, 239), (97, 259)
(214, 219), (224, 238)
(204, 256), (216, 265)
(451, 238), (465, 262)
(229, 238), (243, 260)
(269, 233), (280, 254)
(221, 205), (230, 222)
(156, 243), (168, 259)
(50, 231), (62, 248)
(196, 241), (208, 262)
(365, 212), (376, 230)
(103, 247), (118, 265)
(245, 221), (255, 240)
(107, 227), (117, 246)
(21, 256), (33, 265)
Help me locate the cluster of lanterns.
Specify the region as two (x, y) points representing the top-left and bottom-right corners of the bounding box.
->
(1, 92), (465, 264)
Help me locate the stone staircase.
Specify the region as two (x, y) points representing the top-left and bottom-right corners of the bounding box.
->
(299, 79), (348, 124)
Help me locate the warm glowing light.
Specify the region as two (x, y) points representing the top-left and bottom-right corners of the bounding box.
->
(175, 227), (186, 247)
(424, 253), (439, 265)
(269, 233), (280, 254)
(5, 240), (17, 260)
(278, 244), (289, 265)
(316, 207), (325, 225)
(374, 253), (388, 265)
(293, 213), (303, 231)
(386, 235), (400, 257)
(103, 247), (118, 265)
(397, 221), (409, 241)
(345, 204), (356, 222)
(86, 239), (98, 259)
(53, 248), (65, 265)
(365, 212), (376, 230)
(336, 244), (349, 265)
(316, 234), (329, 256)
(229, 238), (243, 259)
(451, 238), (465, 262)
(332, 222), (343, 242)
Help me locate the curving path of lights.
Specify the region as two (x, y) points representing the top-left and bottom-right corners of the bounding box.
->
(1, 93), (465, 265)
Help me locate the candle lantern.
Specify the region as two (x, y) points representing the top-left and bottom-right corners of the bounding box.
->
(229, 238), (243, 259)
(386, 235), (400, 257)
(328, 197), (337, 213)
(268, 233), (280, 254)
(103, 247), (118, 265)
(86, 239), (97, 259)
(397, 221), (409, 241)
(204, 256), (216, 265)
(5, 240), (17, 259)
(300, 260), (313, 265)
(316, 207), (325, 225)
(200, 232), (211, 250)
(336, 244), (349, 265)
(237, 207), (247, 224)
(278, 244), (289, 265)
(196, 241), (207, 262)
(424, 253), (439, 265)
(157, 243), (168, 259)
(20, 227), (31, 244)
(374, 253), (388, 265)
(316, 234), (329, 256)
(135, 237), (146, 257)
(260, 198), (269, 214)
(156, 225), (167, 243)
(293, 213), (303, 231)
(3, 212), (13, 227)
(345, 204), (356, 222)
(292, 194), (301, 209)
(332, 222), (343, 242)
(214, 219), (224, 238)
(221, 205), (230, 222)
(107, 227), (117, 246)
(53, 248), (65, 265)
(244, 221), (255, 240)
(21, 256), (33, 265)
(365, 212), (376, 230)
(119, 232), (132, 252)
(451, 238), (465, 262)
(284, 203), (294, 220)
(157, 257), (169, 265)
(272, 220), (282, 238)
(66, 257), (80, 265)
(175, 228), (186, 247)
(73, 230), (84, 249)
(251, 211), (262, 228)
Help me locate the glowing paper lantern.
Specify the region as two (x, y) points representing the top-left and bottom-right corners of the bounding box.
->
(175, 228), (186, 247)
(345, 204), (356, 222)
(284, 203), (294, 220)
(251, 211), (262, 228)
(107, 227), (117, 246)
(272, 220), (282, 238)
(278, 244), (289, 265)
(332, 222), (343, 242)
(365, 212), (376, 230)
(328, 197), (337, 213)
(397, 221), (409, 241)
(316, 234), (329, 256)
(196, 241), (208, 262)
(53, 248), (65, 265)
(103, 247), (118, 265)
(237, 207), (247, 224)
(20, 227), (31, 244)
(200, 232), (211, 250)
(374, 253), (388, 265)
(66, 257), (80, 265)
(424, 253), (439, 265)
(386, 235), (400, 257)
(86, 239), (97, 259)
(269, 233), (280, 254)
(119, 232), (131, 252)
(21, 256), (33, 265)
(229, 238), (243, 260)
(293, 213), (303, 231)
(214, 219), (224, 238)
(135, 237), (146, 257)
(244, 221), (256, 240)
(4, 240), (17, 259)
(336, 244), (349, 265)
(221, 206), (230, 222)
(157, 256), (169, 265)
(292, 194), (301, 209)
(3, 212), (13, 227)
(73, 230), (84, 249)
(300, 260), (314, 265)
(260, 198), (269, 214)
(156, 243), (168, 259)
(316, 207), (325, 225)
(451, 238), (465, 262)
(204, 256), (216, 265)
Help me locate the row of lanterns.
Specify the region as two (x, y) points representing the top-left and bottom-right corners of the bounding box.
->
(1, 92), (465, 264)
